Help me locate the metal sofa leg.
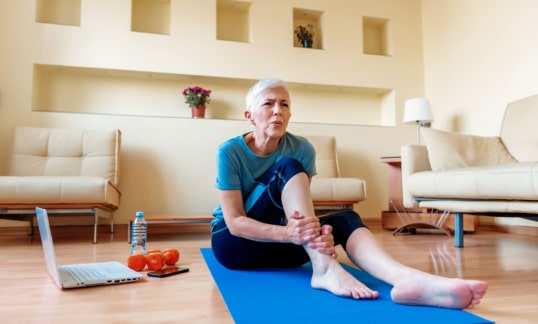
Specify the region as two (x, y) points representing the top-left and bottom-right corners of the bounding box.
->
(93, 209), (98, 244)
(28, 214), (34, 237)
(454, 212), (464, 248)
(93, 209), (114, 243)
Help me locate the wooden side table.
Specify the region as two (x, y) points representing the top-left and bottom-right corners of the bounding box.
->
(380, 156), (476, 233)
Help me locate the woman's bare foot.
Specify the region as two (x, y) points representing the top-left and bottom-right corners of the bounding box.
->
(391, 273), (488, 309)
(311, 260), (380, 299)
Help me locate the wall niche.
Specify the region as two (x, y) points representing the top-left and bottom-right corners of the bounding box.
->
(31, 64), (392, 126)
(131, 0), (171, 35)
(293, 8), (323, 49)
(35, 0), (81, 26)
(363, 16), (392, 56)
(217, 0), (251, 43)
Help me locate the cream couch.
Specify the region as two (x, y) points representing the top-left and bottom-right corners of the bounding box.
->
(306, 136), (367, 212)
(0, 126), (121, 243)
(401, 94), (538, 247)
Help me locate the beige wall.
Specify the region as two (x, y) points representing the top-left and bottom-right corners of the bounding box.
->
(422, 0), (538, 135)
(421, 0), (538, 227)
(8, 1), (535, 228)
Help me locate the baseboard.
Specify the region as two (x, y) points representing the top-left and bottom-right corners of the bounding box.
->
(478, 223), (538, 237)
(0, 223), (211, 238)
(0, 226), (32, 236)
(1, 219), (535, 238)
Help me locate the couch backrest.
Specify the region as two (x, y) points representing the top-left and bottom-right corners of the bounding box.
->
(304, 136), (340, 178)
(8, 127), (121, 187)
(500, 93), (538, 162)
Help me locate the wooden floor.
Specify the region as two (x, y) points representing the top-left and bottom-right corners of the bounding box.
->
(0, 222), (536, 324)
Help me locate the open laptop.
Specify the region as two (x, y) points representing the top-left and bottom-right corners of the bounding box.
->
(35, 207), (142, 289)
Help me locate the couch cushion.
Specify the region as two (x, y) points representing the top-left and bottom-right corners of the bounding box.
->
(421, 128), (516, 171)
(9, 127), (121, 187)
(305, 136), (339, 178)
(0, 176), (120, 208)
(407, 161), (538, 200)
(310, 178), (367, 203)
(500, 93), (538, 162)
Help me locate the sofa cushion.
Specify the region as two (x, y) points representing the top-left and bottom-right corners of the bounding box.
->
(0, 176), (120, 208)
(10, 127), (121, 187)
(305, 136), (339, 178)
(305, 136), (366, 204)
(421, 128), (516, 171)
(310, 178), (366, 202)
(407, 161), (538, 200)
(500, 93), (538, 162)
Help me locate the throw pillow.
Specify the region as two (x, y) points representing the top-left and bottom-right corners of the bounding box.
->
(420, 128), (516, 171)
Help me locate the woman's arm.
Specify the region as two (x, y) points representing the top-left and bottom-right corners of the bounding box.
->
(219, 189), (322, 245)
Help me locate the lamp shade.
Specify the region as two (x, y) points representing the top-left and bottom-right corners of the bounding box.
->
(403, 98), (433, 124)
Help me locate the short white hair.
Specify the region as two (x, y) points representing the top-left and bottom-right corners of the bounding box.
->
(245, 78), (289, 112)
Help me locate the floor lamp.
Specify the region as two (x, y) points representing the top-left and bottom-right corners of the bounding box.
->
(398, 98), (448, 236)
(403, 98), (433, 144)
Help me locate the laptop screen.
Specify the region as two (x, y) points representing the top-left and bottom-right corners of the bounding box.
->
(35, 207), (62, 288)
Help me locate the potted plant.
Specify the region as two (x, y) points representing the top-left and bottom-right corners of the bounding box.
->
(294, 24), (314, 48)
(182, 86), (211, 118)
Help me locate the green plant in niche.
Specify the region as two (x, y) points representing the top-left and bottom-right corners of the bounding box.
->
(182, 86), (211, 107)
(294, 24), (314, 47)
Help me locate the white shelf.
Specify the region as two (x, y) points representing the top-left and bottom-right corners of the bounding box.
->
(32, 64), (392, 125)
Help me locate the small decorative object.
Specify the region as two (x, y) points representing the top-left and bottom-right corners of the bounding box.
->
(182, 86), (211, 119)
(294, 24), (314, 48)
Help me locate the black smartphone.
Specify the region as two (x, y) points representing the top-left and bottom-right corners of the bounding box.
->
(147, 266), (189, 278)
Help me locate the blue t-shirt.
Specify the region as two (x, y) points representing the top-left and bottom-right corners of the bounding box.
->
(211, 132), (316, 226)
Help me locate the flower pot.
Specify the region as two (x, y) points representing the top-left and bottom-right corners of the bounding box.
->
(302, 39), (313, 48)
(191, 105), (206, 118)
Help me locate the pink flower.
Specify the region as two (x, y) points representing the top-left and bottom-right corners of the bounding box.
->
(182, 86), (211, 107)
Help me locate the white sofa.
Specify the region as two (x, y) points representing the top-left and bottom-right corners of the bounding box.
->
(0, 126), (122, 243)
(401, 94), (538, 247)
(306, 136), (367, 212)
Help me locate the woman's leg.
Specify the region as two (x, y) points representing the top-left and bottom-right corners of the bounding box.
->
(281, 171), (380, 299)
(214, 157), (379, 298)
(212, 157), (312, 269)
(284, 181), (488, 309)
(344, 227), (488, 309)
(211, 221), (310, 269)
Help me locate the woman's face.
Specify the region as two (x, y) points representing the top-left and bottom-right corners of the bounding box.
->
(246, 86), (291, 139)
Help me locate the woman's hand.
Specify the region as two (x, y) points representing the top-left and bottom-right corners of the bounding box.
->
(285, 211), (321, 245)
(308, 224), (337, 259)
(286, 211), (337, 258)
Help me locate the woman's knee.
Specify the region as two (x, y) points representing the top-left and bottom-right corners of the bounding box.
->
(272, 157), (307, 188)
(275, 157), (305, 174)
(321, 210), (367, 247)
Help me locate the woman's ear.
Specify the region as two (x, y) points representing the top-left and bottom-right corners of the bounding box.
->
(244, 110), (255, 125)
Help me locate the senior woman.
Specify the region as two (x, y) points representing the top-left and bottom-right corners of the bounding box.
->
(210, 78), (487, 309)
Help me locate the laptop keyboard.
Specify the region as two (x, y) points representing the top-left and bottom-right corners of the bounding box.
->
(58, 262), (142, 287)
(62, 264), (106, 282)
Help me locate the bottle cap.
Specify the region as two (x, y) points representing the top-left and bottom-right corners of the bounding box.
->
(136, 211), (144, 218)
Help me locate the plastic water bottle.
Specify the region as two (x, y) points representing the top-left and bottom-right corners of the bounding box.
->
(131, 211), (147, 255)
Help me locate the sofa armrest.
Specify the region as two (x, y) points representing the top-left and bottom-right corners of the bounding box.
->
(401, 144), (431, 208)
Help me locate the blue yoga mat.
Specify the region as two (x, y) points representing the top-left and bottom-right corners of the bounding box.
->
(201, 248), (493, 324)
